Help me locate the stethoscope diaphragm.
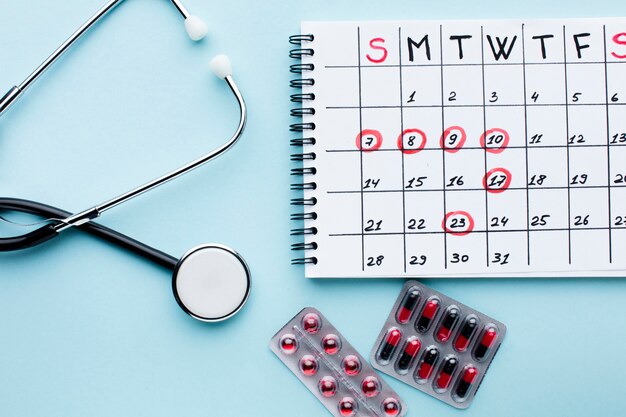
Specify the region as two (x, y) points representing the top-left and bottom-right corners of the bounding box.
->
(172, 245), (251, 322)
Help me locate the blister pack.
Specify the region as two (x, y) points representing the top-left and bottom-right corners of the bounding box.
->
(370, 281), (506, 409)
(270, 307), (407, 417)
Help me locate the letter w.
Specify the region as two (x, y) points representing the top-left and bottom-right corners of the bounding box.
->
(486, 35), (518, 60)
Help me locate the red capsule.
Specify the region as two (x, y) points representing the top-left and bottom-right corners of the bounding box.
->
(361, 376), (380, 397)
(435, 306), (460, 343)
(454, 315), (479, 352)
(382, 397), (401, 416)
(474, 325), (498, 361)
(416, 298), (440, 333)
(415, 346), (439, 382)
(318, 376), (337, 398)
(322, 334), (341, 355)
(299, 355), (318, 376)
(396, 338), (421, 371)
(279, 334), (298, 354)
(396, 287), (421, 324)
(378, 328), (402, 363)
(338, 397), (357, 416)
(454, 366), (479, 400)
(302, 313), (321, 334)
(435, 356), (458, 391)
(342, 355), (361, 376)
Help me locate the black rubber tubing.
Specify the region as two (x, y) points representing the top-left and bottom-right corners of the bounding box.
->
(0, 197), (178, 270)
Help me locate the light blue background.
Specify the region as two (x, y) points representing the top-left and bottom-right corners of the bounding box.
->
(0, 1), (625, 416)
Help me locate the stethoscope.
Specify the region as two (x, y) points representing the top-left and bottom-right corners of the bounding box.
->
(0, 0), (251, 323)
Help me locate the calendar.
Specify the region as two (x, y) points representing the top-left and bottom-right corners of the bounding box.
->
(289, 18), (626, 277)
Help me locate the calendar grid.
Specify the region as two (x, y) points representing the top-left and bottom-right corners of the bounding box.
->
(356, 26), (366, 271)
(562, 25), (576, 264)
(439, 24), (449, 269)
(603, 25), (614, 263)
(398, 26), (408, 272)
(307, 20), (626, 276)
(521, 23), (532, 265)
(480, 26), (491, 267)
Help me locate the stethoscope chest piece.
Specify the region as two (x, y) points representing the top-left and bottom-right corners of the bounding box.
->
(172, 244), (250, 322)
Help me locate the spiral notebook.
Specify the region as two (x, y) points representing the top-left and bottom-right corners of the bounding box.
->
(289, 18), (626, 278)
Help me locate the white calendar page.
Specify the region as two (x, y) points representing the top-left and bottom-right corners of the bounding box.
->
(297, 18), (626, 278)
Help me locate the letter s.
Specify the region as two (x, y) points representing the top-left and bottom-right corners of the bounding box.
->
(612, 32), (626, 59)
(366, 38), (388, 63)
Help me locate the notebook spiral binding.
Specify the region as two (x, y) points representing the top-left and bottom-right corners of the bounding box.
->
(289, 33), (318, 266)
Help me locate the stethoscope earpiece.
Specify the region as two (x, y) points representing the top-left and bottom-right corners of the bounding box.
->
(184, 15), (209, 41)
(172, 245), (251, 322)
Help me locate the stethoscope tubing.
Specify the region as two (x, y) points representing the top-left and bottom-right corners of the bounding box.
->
(0, 197), (178, 269)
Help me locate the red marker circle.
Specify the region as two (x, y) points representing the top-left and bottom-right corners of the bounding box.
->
(483, 167), (512, 193)
(440, 126), (467, 153)
(480, 128), (510, 154)
(397, 129), (427, 154)
(356, 129), (383, 152)
(442, 211), (475, 236)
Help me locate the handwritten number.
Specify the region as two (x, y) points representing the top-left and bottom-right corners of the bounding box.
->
(492, 252), (510, 265)
(450, 253), (469, 263)
(529, 134), (543, 144)
(571, 92), (582, 102)
(529, 174), (547, 186)
(531, 92), (539, 102)
(364, 220), (382, 232)
(407, 91), (416, 103)
(406, 176), (427, 188)
(448, 91), (457, 102)
(486, 134), (505, 145)
(611, 133), (626, 144)
(491, 216), (509, 227)
(363, 178), (380, 189)
(616, 216), (626, 226)
(447, 176), (464, 187)
(574, 215), (590, 226)
(366, 256), (384, 267)
(407, 219), (426, 230)
(570, 174), (588, 185)
(489, 91), (498, 103)
(615, 174), (625, 184)
(568, 134), (585, 144)
(531, 215), (550, 227)
(409, 255), (427, 266)
(449, 218), (467, 229)
(611, 93), (619, 103)
(488, 174), (508, 188)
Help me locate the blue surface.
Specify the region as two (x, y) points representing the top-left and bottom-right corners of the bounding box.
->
(1, 1), (625, 416)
